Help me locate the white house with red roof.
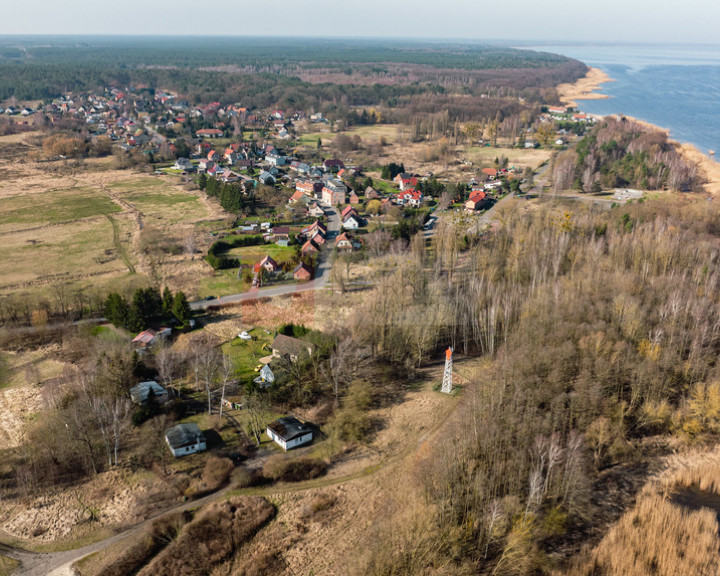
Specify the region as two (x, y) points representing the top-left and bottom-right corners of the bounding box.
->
(395, 189), (423, 207)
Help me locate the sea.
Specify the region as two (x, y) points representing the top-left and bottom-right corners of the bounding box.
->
(521, 43), (720, 156)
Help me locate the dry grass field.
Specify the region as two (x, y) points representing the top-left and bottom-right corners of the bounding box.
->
(0, 133), (230, 302)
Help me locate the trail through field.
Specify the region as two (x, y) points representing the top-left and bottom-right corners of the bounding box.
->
(103, 213), (134, 273)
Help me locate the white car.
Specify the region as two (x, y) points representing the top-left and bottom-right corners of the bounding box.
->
(238, 331), (252, 341)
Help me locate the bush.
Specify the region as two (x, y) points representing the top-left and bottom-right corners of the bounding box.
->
(262, 456), (327, 483)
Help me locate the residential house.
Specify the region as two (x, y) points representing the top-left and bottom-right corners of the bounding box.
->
(308, 202), (325, 218)
(301, 239), (320, 256)
(310, 230), (326, 246)
(173, 157), (194, 171)
(220, 169), (240, 183)
(266, 416), (314, 451)
(131, 328), (170, 349)
(266, 152), (286, 166)
(272, 226), (290, 242)
(289, 190), (306, 204)
(322, 181), (347, 205)
(271, 334), (315, 361)
(335, 232), (355, 251)
(323, 158), (345, 171)
(258, 171), (276, 185)
(165, 423), (206, 457)
(259, 255), (281, 273)
(481, 167), (498, 179)
(342, 215), (362, 230)
(394, 173), (418, 191)
(293, 262), (313, 281)
(395, 189), (423, 207)
(295, 180), (322, 196)
(341, 205), (359, 220)
(365, 187), (381, 199)
(198, 159), (215, 173)
(130, 381), (169, 405)
(207, 150), (220, 162)
(196, 128), (223, 138)
(349, 191), (360, 204)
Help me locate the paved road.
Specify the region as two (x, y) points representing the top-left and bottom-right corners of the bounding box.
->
(191, 201), (342, 311)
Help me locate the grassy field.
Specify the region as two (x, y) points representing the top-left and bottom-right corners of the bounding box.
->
(0, 186), (122, 227)
(462, 145), (552, 170)
(0, 148), (226, 301)
(226, 244), (297, 265)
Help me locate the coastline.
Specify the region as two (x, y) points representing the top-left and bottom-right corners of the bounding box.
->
(556, 67), (612, 108)
(557, 66), (720, 195)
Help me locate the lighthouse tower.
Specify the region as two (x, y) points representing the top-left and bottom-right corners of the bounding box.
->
(441, 347), (453, 394)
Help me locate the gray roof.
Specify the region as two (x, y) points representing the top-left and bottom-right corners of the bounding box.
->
(165, 423), (205, 449)
(130, 381), (167, 403)
(267, 416), (313, 442)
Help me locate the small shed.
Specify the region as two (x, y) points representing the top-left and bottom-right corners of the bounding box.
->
(130, 380), (169, 405)
(266, 416), (314, 451)
(165, 423), (207, 458)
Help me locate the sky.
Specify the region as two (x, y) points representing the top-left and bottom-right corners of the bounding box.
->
(1, 0), (719, 44)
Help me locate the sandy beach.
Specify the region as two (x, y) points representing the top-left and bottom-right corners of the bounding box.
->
(557, 67), (613, 108)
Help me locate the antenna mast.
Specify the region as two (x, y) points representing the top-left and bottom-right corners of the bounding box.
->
(442, 347), (453, 394)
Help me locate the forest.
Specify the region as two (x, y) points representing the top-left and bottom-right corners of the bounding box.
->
(0, 36), (586, 105)
(552, 117), (703, 193)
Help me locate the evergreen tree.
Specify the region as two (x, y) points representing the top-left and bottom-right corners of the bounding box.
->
(162, 287), (174, 317)
(198, 172), (207, 190)
(172, 291), (193, 325)
(104, 293), (129, 329)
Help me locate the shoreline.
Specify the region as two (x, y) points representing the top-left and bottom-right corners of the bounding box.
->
(556, 67), (613, 108)
(557, 65), (719, 194)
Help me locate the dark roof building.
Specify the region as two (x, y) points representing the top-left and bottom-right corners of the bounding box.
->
(266, 416), (314, 451)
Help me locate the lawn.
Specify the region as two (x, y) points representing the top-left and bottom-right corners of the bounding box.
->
(226, 244), (297, 266)
(196, 269), (248, 299)
(223, 330), (275, 383)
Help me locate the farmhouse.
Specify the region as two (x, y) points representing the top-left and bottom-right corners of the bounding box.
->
(165, 423), (206, 457)
(130, 380), (169, 405)
(271, 334), (315, 361)
(266, 416), (314, 451)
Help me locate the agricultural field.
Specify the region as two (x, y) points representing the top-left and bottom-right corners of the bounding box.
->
(0, 134), (230, 303)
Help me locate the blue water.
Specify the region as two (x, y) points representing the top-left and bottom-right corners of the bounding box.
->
(523, 44), (720, 155)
